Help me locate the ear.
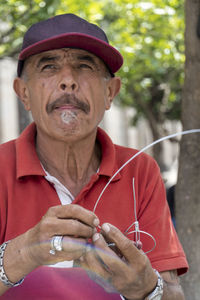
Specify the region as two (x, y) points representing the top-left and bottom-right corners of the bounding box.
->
(13, 77), (31, 111)
(105, 76), (121, 110)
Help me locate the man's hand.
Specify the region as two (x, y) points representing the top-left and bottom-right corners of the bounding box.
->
(23, 204), (99, 265)
(76, 223), (185, 300)
(2, 204), (99, 293)
(76, 223), (157, 300)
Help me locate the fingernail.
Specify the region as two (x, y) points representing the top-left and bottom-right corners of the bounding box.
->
(93, 218), (100, 227)
(93, 233), (100, 242)
(102, 223), (110, 233)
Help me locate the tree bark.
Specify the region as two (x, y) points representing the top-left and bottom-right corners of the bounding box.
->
(176, 1), (200, 299)
(129, 87), (167, 171)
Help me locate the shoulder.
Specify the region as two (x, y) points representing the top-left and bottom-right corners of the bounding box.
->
(112, 144), (162, 191)
(0, 139), (16, 162)
(114, 143), (159, 171)
(0, 139), (16, 177)
(97, 127), (157, 169)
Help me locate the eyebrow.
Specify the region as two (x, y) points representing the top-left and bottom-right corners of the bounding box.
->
(76, 54), (98, 66)
(35, 52), (100, 70)
(36, 55), (61, 68)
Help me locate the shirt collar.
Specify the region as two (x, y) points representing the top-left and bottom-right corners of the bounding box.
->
(96, 127), (121, 181)
(16, 123), (121, 181)
(16, 123), (45, 178)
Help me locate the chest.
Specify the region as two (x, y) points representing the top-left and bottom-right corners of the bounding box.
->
(2, 175), (137, 242)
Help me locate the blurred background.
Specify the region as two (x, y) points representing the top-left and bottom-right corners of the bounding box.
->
(0, 1), (200, 299)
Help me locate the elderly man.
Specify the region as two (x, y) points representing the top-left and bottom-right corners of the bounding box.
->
(0, 14), (188, 300)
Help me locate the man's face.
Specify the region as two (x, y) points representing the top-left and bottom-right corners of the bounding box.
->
(15, 48), (120, 142)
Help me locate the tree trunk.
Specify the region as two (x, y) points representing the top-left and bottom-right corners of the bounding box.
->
(176, 1), (200, 299)
(131, 89), (168, 171)
(147, 120), (167, 172)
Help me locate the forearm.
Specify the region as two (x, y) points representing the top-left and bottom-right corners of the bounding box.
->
(121, 271), (185, 300)
(161, 280), (185, 300)
(121, 284), (184, 300)
(0, 233), (39, 296)
(160, 270), (185, 300)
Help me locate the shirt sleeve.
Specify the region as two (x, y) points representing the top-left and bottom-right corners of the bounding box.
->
(137, 156), (188, 275)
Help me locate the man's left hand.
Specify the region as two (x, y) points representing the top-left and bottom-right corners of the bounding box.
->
(76, 223), (158, 300)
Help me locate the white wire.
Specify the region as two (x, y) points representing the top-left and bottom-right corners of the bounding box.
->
(123, 178), (156, 253)
(132, 178), (137, 222)
(93, 129), (200, 213)
(126, 230), (157, 254)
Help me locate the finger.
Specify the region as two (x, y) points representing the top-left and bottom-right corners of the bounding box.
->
(46, 204), (99, 227)
(74, 255), (88, 269)
(84, 244), (110, 275)
(82, 244), (116, 292)
(47, 237), (88, 262)
(60, 237), (88, 260)
(92, 233), (153, 298)
(92, 233), (126, 274)
(76, 254), (113, 292)
(101, 223), (142, 262)
(41, 217), (95, 238)
(62, 237), (87, 253)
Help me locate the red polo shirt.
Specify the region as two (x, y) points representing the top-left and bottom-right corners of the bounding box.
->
(0, 123), (188, 299)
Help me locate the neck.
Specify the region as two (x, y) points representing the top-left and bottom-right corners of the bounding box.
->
(36, 129), (101, 196)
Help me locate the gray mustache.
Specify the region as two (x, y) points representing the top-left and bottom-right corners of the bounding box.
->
(46, 94), (90, 114)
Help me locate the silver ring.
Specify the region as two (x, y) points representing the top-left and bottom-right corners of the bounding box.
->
(49, 236), (63, 255)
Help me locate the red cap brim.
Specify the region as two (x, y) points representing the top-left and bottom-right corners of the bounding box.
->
(18, 33), (123, 76)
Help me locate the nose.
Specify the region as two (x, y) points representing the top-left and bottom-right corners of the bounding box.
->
(58, 66), (78, 92)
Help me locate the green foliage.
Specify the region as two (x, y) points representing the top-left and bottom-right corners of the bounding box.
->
(0, 0), (184, 130)
(97, 0), (184, 126)
(0, 0), (61, 57)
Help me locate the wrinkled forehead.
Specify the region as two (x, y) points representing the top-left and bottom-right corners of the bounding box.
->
(24, 48), (107, 71)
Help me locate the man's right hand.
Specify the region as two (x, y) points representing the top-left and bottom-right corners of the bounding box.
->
(0, 204), (99, 295)
(24, 204), (99, 265)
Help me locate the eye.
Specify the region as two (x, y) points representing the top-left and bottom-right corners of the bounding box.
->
(78, 63), (93, 70)
(41, 64), (58, 71)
